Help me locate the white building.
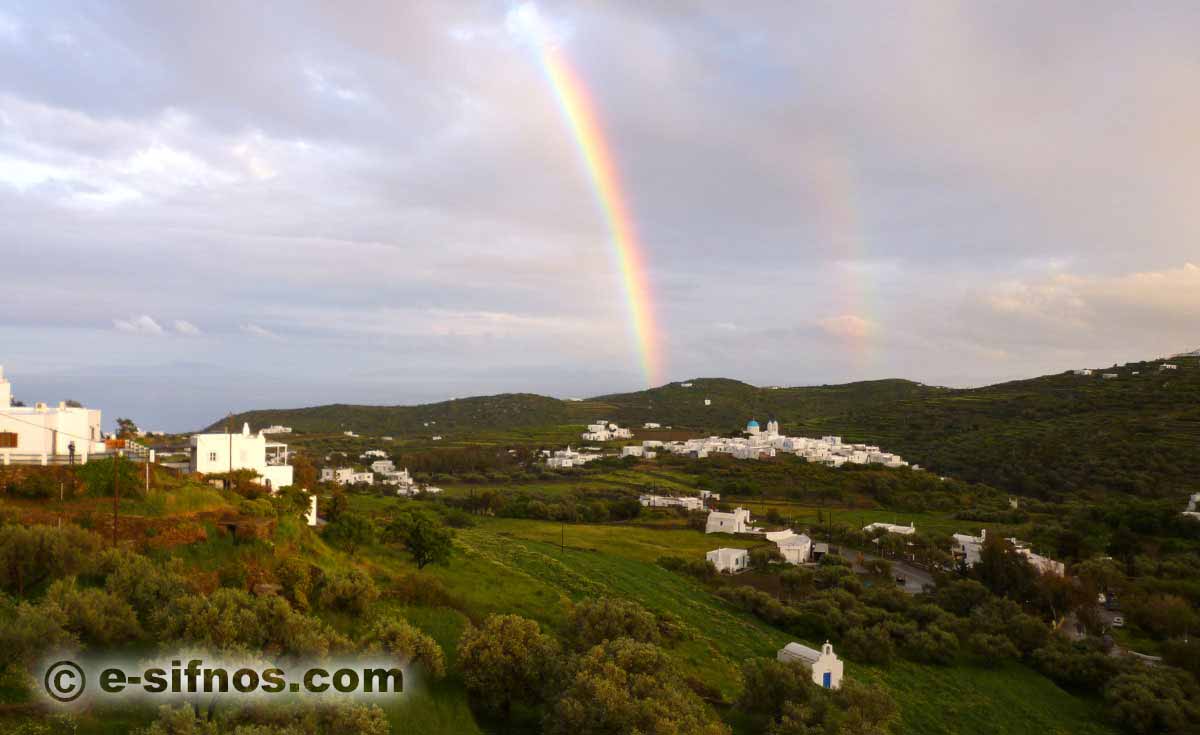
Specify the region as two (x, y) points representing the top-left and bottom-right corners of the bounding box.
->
(706, 547), (749, 573)
(1102, 373), (1119, 379)
(952, 530), (986, 567)
(621, 445), (644, 458)
(321, 467), (356, 485)
(370, 459), (396, 473)
(305, 494), (319, 526)
(581, 421), (633, 442)
(351, 471), (374, 485)
(190, 423), (294, 491)
(952, 529), (1064, 576)
(639, 494), (704, 511)
(774, 533), (813, 565)
(778, 642), (843, 690)
(545, 446), (603, 469)
(1161, 363), (1178, 371)
(1183, 493), (1200, 520)
(863, 522), (916, 536)
(706, 507), (755, 534)
(654, 422), (909, 470)
(262, 425), (293, 434)
(643, 422), (661, 429)
(0, 367), (105, 459)
(1072, 369), (1093, 376)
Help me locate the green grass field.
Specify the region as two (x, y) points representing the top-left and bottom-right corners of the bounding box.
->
(374, 515), (1116, 735)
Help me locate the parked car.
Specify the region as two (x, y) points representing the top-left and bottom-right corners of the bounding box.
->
(1111, 616), (1125, 628)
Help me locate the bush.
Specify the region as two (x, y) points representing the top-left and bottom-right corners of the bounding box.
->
(317, 568), (379, 613)
(360, 618), (445, 678)
(546, 638), (729, 735)
(842, 625), (895, 666)
(458, 614), (559, 716)
(568, 597), (661, 650)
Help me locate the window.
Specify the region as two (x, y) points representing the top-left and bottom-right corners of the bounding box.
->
(208, 452), (218, 462)
(0, 432), (17, 448)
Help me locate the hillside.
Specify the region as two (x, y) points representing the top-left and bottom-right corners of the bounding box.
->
(213, 356), (1200, 499)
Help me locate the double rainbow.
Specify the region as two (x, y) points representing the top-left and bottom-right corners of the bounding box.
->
(526, 23), (663, 387)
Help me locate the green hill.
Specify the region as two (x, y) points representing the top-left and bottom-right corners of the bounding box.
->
(212, 356), (1200, 499)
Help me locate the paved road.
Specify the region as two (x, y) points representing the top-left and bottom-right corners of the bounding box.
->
(833, 546), (935, 594)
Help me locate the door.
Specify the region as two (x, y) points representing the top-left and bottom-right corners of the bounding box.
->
(822, 672), (831, 688)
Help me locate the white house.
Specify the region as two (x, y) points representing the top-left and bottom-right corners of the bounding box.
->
(774, 533), (813, 565)
(621, 445), (644, 458)
(706, 507), (754, 534)
(952, 530), (986, 566)
(706, 547), (749, 573)
(639, 494), (704, 511)
(1073, 369), (1093, 376)
(1161, 363), (1178, 371)
(643, 422), (661, 429)
(1183, 493), (1200, 520)
(320, 467), (356, 485)
(952, 529), (1065, 576)
(190, 423), (294, 491)
(863, 522), (916, 536)
(350, 471), (374, 486)
(0, 367), (105, 458)
(777, 642), (843, 690)
(1102, 373), (1119, 379)
(262, 425), (293, 434)
(370, 459), (395, 473)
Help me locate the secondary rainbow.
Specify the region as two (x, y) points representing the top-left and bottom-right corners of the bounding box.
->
(529, 34), (663, 387)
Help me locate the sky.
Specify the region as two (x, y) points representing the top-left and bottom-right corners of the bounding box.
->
(2, 1), (1199, 431)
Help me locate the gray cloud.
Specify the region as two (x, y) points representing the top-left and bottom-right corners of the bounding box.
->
(1, 1), (1198, 429)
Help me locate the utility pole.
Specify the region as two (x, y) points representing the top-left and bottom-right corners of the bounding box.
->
(112, 451), (120, 548)
(227, 412), (233, 490)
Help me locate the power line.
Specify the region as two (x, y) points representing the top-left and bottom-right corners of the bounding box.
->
(0, 409), (105, 443)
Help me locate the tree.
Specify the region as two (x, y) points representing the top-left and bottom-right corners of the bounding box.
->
(568, 597), (660, 650)
(1127, 594), (1199, 640)
(0, 524), (101, 596)
(115, 417), (139, 439)
(324, 512), (376, 554)
(1104, 668), (1200, 735)
(317, 568), (379, 614)
(325, 491), (349, 522)
(750, 545), (784, 571)
(284, 453), (317, 490)
(736, 657), (814, 723)
(457, 614), (559, 716)
(546, 638), (729, 735)
(359, 618), (445, 678)
(974, 534), (1036, 601)
(384, 509), (454, 570)
(842, 626), (895, 666)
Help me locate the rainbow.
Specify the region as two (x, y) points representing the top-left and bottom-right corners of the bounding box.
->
(522, 16), (663, 386)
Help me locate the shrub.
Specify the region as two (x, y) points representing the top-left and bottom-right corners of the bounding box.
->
(568, 597), (661, 650)
(458, 614), (559, 716)
(360, 618), (445, 678)
(317, 568), (379, 613)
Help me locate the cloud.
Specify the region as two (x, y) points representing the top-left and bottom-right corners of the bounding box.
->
(818, 315), (877, 340)
(113, 315), (164, 335)
(172, 320), (201, 336)
(3, 2), (1200, 429)
(241, 323), (281, 340)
